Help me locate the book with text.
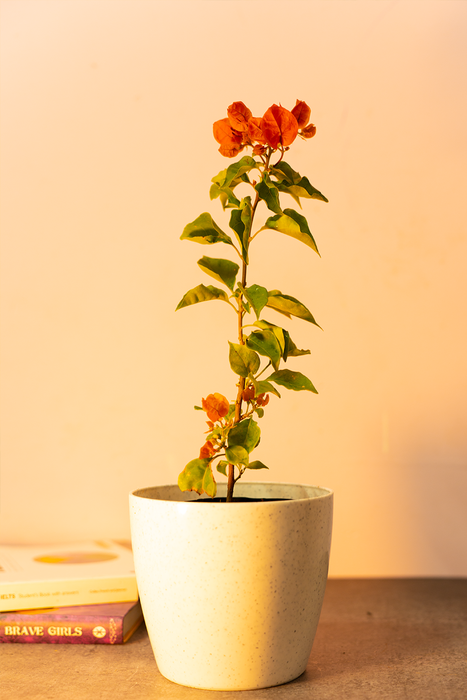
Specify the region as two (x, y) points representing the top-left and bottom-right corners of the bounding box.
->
(0, 599), (143, 644)
(0, 540), (138, 612)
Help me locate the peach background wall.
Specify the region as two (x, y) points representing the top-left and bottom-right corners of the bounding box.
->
(1, 0), (466, 576)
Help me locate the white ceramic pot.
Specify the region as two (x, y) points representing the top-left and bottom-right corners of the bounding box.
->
(129, 481), (333, 691)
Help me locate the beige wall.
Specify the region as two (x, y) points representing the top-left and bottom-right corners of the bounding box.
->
(1, 0), (466, 576)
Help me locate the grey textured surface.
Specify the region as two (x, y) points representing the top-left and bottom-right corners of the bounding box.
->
(2, 578), (466, 699)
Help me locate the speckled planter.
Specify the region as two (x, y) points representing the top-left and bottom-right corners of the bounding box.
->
(129, 482), (333, 691)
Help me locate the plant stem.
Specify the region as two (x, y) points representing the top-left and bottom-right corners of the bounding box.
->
(226, 256), (248, 502)
(226, 155), (270, 502)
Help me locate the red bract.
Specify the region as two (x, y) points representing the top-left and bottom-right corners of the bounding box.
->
(199, 440), (216, 459)
(202, 393), (230, 422)
(242, 385), (255, 402)
(247, 117), (267, 144)
(227, 101), (252, 133)
(291, 100), (311, 129)
(300, 123), (317, 139)
(261, 105), (298, 149)
(253, 144), (267, 156)
(256, 393), (269, 407)
(214, 99), (315, 157)
(213, 118), (244, 158)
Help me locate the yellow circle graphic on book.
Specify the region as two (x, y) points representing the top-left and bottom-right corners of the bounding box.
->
(34, 552), (118, 564)
(92, 626), (107, 639)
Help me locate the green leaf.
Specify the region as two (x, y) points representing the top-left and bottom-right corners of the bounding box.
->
(286, 336), (311, 358)
(262, 209), (319, 254)
(267, 369), (318, 393)
(229, 209), (249, 263)
(253, 320), (310, 361)
(209, 183), (241, 210)
(211, 156), (257, 187)
(246, 330), (282, 370)
(254, 178), (282, 215)
(270, 161), (302, 185)
(266, 290), (320, 327)
(228, 342), (260, 377)
(243, 284), (268, 319)
(240, 196), (252, 236)
(253, 320), (288, 358)
(181, 212), (234, 246)
(197, 256), (239, 291)
(178, 458), (217, 497)
(228, 417), (261, 453)
(247, 460), (269, 470)
(296, 176), (328, 202)
(223, 156), (258, 187)
(270, 163), (328, 203)
(176, 284), (230, 311)
(216, 460), (229, 476)
(225, 445), (249, 466)
(251, 378), (281, 398)
(276, 178), (328, 204)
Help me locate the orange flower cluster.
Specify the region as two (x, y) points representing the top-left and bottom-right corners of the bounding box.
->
(213, 100), (316, 158)
(199, 440), (216, 459)
(201, 393), (230, 422)
(242, 385), (270, 407)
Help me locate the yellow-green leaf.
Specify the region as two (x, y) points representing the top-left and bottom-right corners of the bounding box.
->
(228, 342), (260, 377)
(267, 369), (318, 393)
(244, 284), (268, 319)
(266, 290), (320, 327)
(228, 417), (261, 453)
(247, 460), (269, 470)
(197, 256), (239, 291)
(176, 284), (230, 311)
(178, 458), (217, 497)
(225, 445), (249, 465)
(262, 209), (319, 254)
(246, 330), (281, 370)
(181, 212), (233, 246)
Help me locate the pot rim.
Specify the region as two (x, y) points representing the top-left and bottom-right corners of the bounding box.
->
(130, 481), (333, 504)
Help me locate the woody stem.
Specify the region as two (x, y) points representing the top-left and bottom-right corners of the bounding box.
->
(226, 166), (266, 502)
(227, 257), (248, 503)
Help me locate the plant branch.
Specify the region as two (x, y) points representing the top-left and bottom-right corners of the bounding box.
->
(226, 158), (270, 502)
(254, 360), (272, 380)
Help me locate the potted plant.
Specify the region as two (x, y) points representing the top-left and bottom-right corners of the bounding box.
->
(130, 100), (333, 691)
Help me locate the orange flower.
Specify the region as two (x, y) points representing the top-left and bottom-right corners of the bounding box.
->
(202, 393), (230, 422)
(227, 101), (252, 133)
(199, 440), (216, 459)
(247, 116), (267, 144)
(252, 144), (267, 156)
(242, 385), (255, 402)
(300, 123), (316, 139)
(291, 100), (311, 129)
(260, 105), (298, 150)
(256, 393), (269, 407)
(213, 118), (244, 158)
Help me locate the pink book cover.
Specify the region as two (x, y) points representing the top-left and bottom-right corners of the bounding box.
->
(0, 599), (143, 644)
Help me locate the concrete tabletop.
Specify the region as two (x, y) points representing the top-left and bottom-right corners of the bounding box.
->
(2, 578), (466, 699)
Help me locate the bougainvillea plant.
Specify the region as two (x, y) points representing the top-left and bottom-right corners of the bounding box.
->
(176, 100), (328, 502)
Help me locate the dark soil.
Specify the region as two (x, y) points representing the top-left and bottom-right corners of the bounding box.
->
(192, 497), (290, 503)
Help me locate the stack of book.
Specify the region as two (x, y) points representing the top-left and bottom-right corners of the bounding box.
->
(0, 539), (142, 644)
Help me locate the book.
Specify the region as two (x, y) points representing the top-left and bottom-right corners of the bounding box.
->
(0, 540), (138, 612)
(0, 599), (143, 644)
